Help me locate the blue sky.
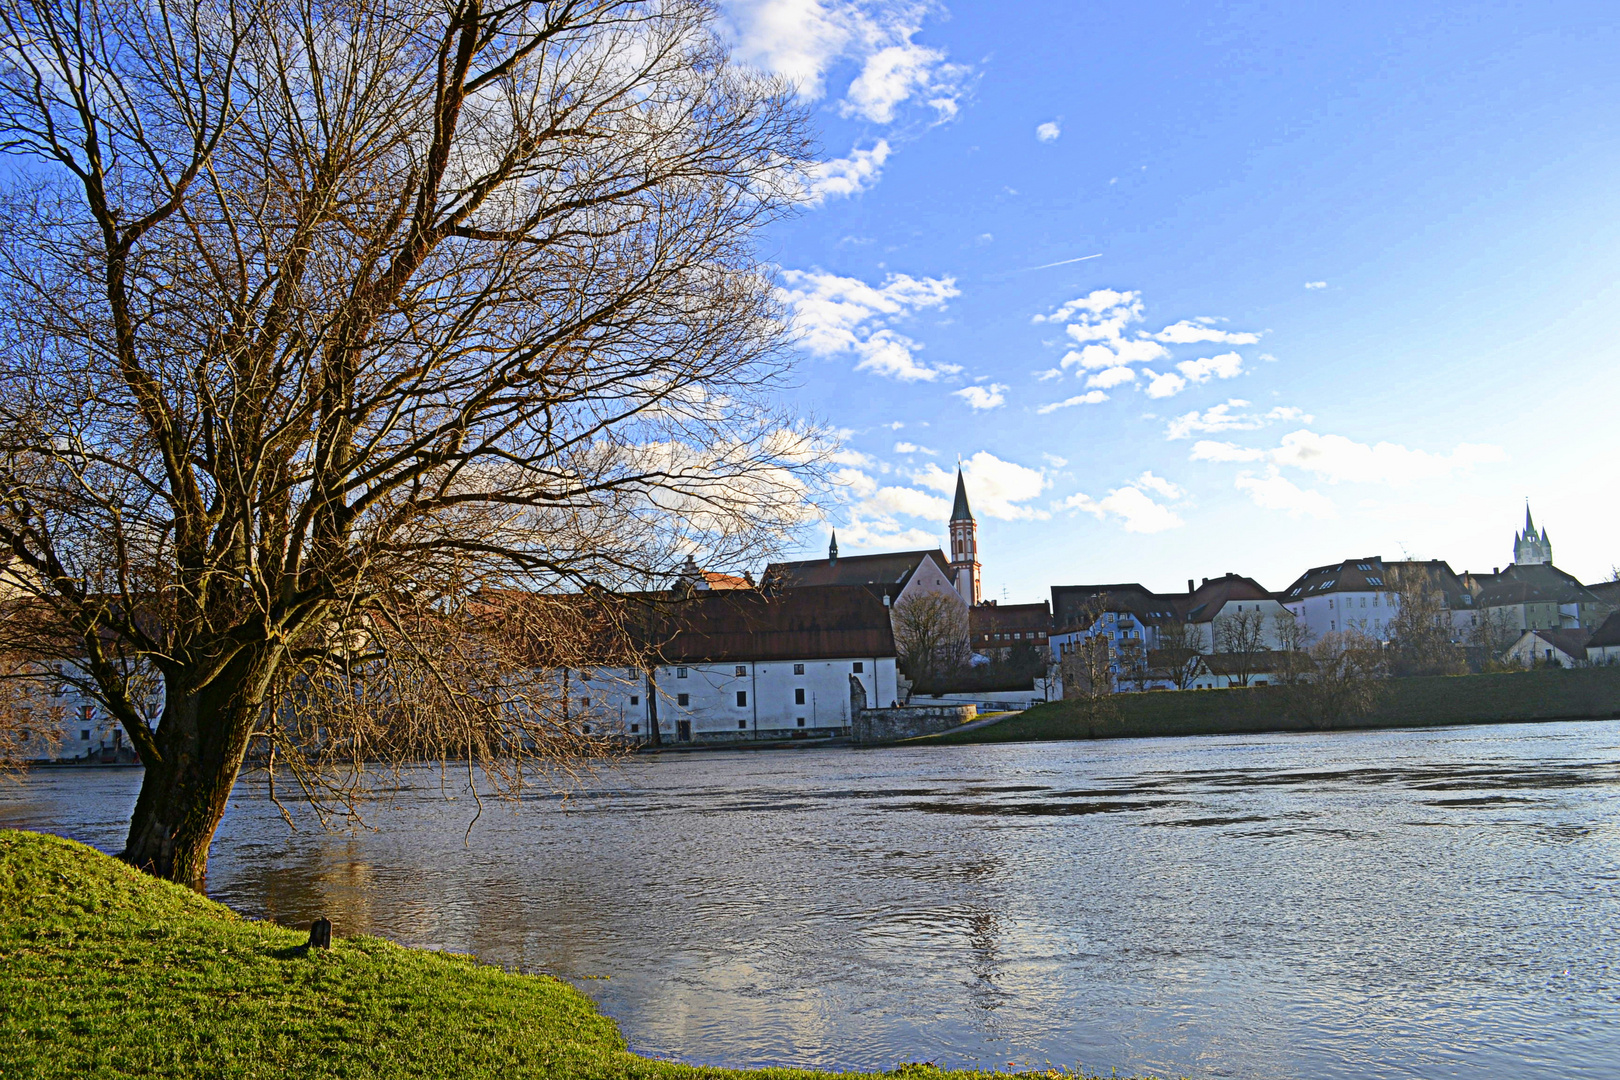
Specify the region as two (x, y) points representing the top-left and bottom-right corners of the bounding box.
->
(724, 0), (1620, 599)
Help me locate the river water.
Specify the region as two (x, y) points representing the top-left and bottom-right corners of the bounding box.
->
(4, 721), (1619, 1080)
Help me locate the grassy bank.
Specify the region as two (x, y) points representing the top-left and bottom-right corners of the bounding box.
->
(931, 666), (1620, 745)
(0, 831), (1144, 1080)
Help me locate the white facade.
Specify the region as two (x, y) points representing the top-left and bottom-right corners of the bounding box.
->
(1281, 588), (1400, 643)
(570, 656), (900, 743)
(1504, 631), (1583, 669)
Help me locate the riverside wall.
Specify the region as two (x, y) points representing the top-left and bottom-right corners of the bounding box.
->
(853, 704), (978, 744)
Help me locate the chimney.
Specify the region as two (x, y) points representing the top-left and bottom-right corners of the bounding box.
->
(1187, 579), (1194, 593)
(1493, 567), (1499, 575)
(1202, 577), (1209, 587)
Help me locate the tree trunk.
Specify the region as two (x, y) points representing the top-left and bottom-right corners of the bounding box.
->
(121, 655), (274, 890)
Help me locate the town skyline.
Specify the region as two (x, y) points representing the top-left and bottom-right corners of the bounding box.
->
(732, 0), (1620, 600)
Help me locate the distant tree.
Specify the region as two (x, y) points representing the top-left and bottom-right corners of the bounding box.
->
(0, 653), (63, 767)
(1154, 620), (1207, 691)
(892, 592), (970, 686)
(1388, 567), (1466, 676)
(1466, 607), (1518, 673)
(1212, 608), (1269, 687)
(1271, 609), (1313, 686)
(1057, 595), (1118, 730)
(1291, 631), (1386, 729)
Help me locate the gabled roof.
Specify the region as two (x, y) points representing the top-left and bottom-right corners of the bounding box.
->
(655, 585), (897, 663)
(1585, 610), (1620, 649)
(950, 470), (973, 522)
(1279, 557), (1470, 607)
(765, 549), (951, 589)
(1181, 573), (1274, 623)
(1587, 580), (1620, 607)
(1514, 627), (1591, 659)
(1049, 583), (1181, 630)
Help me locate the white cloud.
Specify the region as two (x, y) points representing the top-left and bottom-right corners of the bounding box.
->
(1234, 469), (1337, 519)
(1165, 399), (1313, 439)
(1266, 430), (1506, 485)
(1036, 121), (1061, 142)
(1132, 470), (1183, 500)
(1153, 320), (1261, 345)
(1036, 391), (1108, 414)
(893, 441), (935, 455)
(842, 41), (947, 122)
(1034, 367), (1064, 382)
(1042, 453), (1068, 467)
(953, 384), (1007, 410)
(802, 140), (890, 203)
(1064, 472), (1185, 533)
(1034, 288), (1140, 325)
(1304, 281), (1327, 290)
(779, 269), (961, 381)
(1175, 351), (1245, 383)
(722, 0), (854, 100)
(916, 451), (1049, 520)
(867, 484), (952, 519)
(1189, 440), (1268, 463)
(1085, 366), (1137, 389)
(1142, 370), (1187, 398)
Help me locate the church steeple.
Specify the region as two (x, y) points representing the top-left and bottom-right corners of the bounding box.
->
(947, 468), (980, 604)
(1514, 502), (1552, 565)
(828, 529), (838, 564)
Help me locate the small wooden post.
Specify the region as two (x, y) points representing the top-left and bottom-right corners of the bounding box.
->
(308, 917), (332, 949)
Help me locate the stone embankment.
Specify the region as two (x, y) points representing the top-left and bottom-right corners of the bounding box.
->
(853, 704), (978, 743)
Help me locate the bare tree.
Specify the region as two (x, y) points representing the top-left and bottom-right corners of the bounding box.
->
(0, 0), (815, 887)
(1056, 595), (1117, 729)
(1291, 631), (1385, 729)
(1388, 567), (1465, 677)
(1154, 619), (1206, 691)
(1465, 606), (1517, 673)
(1212, 608), (1268, 687)
(891, 591), (969, 687)
(1270, 608), (1312, 686)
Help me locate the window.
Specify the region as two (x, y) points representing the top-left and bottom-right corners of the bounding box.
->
(1359, 597), (1366, 607)
(630, 695), (640, 706)
(627, 667), (637, 678)
(630, 723), (640, 733)
(795, 688), (806, 705)
(582, 724), (591, 734)
(581, 698), (590, 708)
(738, 719), (748, 730)
(677, 693), (689, 706)
(793, 663), (805, 675)
(1038, 631), (1046, 639)
(735, 665), (747, 677)
(736, 691), (747, 707)
(1367, 576), (1383, 586)
(853, 662), (863, 673)
(81, 730), (90, 740)
(797, 717), (806, 727)
(1357, 563), (1373, 571)
(676, 667), (688, 679)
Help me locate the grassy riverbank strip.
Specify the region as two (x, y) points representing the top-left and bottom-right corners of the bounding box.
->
(928, 667), (1620, 745)
(0, 830), (1150, 1080)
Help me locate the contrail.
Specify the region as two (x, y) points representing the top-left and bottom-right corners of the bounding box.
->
(1022, 253), (1102, 271)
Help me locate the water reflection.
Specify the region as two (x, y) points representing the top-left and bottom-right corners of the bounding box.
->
(4, 720), (1619, 1080)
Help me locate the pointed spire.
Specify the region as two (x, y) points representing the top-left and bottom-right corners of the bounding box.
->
(1525, 501), (1535, 535)
(950, 469), (973, 522)
(828, 529), (838, 563)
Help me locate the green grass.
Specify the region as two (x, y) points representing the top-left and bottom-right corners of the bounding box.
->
(928, 666), (1620, 745)
(0, 830), (1151, 1080)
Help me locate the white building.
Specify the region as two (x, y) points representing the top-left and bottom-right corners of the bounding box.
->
(1277, 557), (1475, 643)
(1504, 627), (1591, 668)
(1587, 612), (1620, 664)
(571, 584), (901, 744)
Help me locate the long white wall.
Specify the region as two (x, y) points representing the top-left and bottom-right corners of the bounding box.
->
(572, 657), (900, 742)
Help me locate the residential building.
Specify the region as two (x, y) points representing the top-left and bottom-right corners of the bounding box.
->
(1460, 563), (1605, 631)
(1181, 573), (1291, 650)
(969, 601), (1052, 660)
(1586, 611), (1620, 664)
(1504, 627), (1591, 668)
(1278, 558), (1472, 643)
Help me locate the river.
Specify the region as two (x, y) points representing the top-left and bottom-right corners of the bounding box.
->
(4, 720), (1619, 1080)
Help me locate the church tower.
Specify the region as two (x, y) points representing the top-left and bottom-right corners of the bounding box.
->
(1513, 503), (1552, 565)
(948, 470), (980, 605)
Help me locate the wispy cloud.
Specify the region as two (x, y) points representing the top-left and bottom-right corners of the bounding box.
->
(779, 269), (961, 381)
(1064, 471), (1186, 533)
(1036, 390), (1108, 414)
(802, 140), (891, 203)
(1304, 281), (1327, 290)
(916, 451), (1050, 520)
(1165, 399), (1312, 440)
(1036, 120), (1061, 142)
(1234, 469), (1337, 518)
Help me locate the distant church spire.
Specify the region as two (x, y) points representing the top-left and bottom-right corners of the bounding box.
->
(947, 468), (980, 604)
(828, 529), (838, 564)
(1514, 502), (1552, 565)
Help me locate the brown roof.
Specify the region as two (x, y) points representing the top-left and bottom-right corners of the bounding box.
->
(970, 602), (1052, 639)
(1049, 583), (1181, 630)
(1587, 580), (1620, 607)
(1520, 627), (1591, 658)
(1587, 611), (1620, 649)
(1181, 573), (1274, 623)
(654, 585), (896, 663)
(1280, 557), (1470, 608)
(765, 549), (951, 589)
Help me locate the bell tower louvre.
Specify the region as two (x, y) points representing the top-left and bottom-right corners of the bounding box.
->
(948, 469), (981, 605)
